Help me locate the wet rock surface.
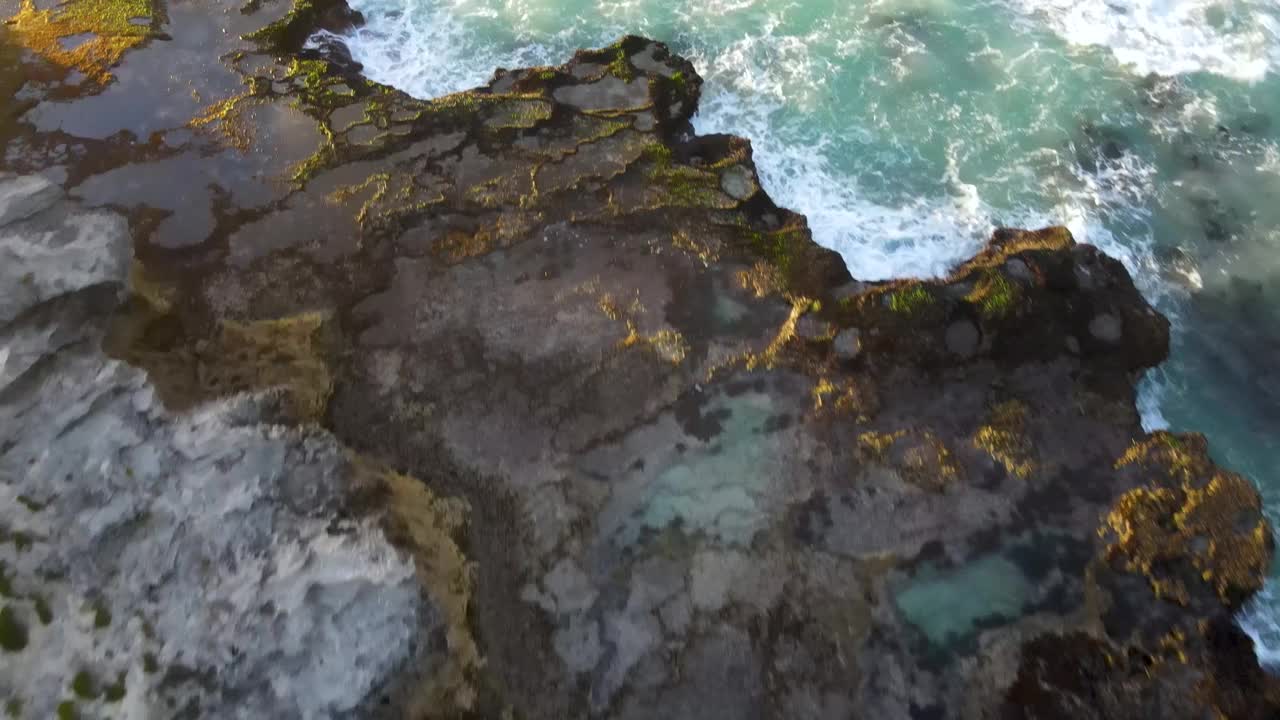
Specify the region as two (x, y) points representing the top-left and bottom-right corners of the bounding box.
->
(0, 2), (1275, 718)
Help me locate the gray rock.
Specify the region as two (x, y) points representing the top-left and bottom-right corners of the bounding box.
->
(794, 314), (835, 341)
(569, 62), (606, 79)
(1004, 258), (1035, 282)
(0, 175), (130, 326)
(554, 76), (651, 112)
(553, 618), (603, 674)
(630, 43), (678, 78)
(719, 165), (757, 201)
(595, 611), (661, 708)
(1089, 313), (1123, 344)
(0, 173), (62, 227)
(833, 328), (862, 360)
(541, 557), (599, 615)
(0, 178), (424, 720)
(1074, 263), (1097, 291)
(1065, 335), (1081, 355)
(945, 319), (980, 358)
(833, 281), (868, 301)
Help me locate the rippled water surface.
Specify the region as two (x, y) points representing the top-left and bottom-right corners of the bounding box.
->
(337, 0), (1280, 661)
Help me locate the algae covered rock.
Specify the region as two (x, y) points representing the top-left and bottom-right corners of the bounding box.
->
(1104, 432), (1271, 609)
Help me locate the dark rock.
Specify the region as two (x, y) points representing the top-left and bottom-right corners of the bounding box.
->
(833, 328), (862, 360)
(944, 319), (979, 358)
(1088, 313), (1122, 344)
(794, 314), (834, 341)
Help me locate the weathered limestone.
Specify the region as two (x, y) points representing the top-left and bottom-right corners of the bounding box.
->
(0, 175), (434, 719)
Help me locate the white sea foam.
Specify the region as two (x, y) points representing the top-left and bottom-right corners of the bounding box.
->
(1243, 573), (1280, 668)
(335, 0), (606, 99)
(1009, 0), (1280, 81)
(691, 84), (991, 280)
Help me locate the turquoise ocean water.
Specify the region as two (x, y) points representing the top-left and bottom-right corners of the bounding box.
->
(335, 0), (1280, 662)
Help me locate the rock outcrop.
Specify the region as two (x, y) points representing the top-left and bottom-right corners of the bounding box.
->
(0, 1), (1274, 718)
(0, 175), (469, 718)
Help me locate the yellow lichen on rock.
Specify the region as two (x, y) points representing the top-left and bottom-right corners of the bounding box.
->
(1105, 432), (1270, 607)
(973, 399), (1036, 479)
(126, 259), (176, 314)
(965, 269), (1021, 320)
(190, 92), (262, 152)
(670, 229), (720, 267)
(620, 327), (689, 364)
(198, 313), (335, 422)
(899, 431), (962, 492)
(7, 0), (154, 84)
(858, 430), (907, 459)
(984, 225), (1074, 258)
(737, 260), (785, 298)
(379, 470), (481, 716)
(1115, 432), (1207, 482)
(813, 377), (879, 420)
(744, 297), (808, 370)
(1178, 474), (1270, 602)
(112, 305), (336, 422)
(857, 429), (960, 492)
(1103, 485), (1190, 604)
(589, 288), (688, 365)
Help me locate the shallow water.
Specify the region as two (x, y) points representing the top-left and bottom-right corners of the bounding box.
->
(337, 0), (1280, 662)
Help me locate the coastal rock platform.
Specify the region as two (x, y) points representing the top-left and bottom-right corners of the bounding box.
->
(0, 1), (1274, 717)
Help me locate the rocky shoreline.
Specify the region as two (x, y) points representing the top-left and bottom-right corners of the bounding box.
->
(0, 0), (1276, 717)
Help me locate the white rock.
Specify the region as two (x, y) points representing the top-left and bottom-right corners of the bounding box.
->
(0, 178), (424, 720)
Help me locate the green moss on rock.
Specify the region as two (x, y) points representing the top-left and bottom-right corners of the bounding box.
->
(967, 269), (1020, 320)
(92, 602), (111, 629)
(0, 606), (28, 652)
(888, 285), (935, 316)
(8, 0), (155, 84)
(71, 671), (97, 700)
(607, 47), (635, 80)
(242, 0), (318, 51)
(15, 495), (46, 512)
(103, 673), (127, 702)
(33, 596), (51, 625)
(743, 228), (802, 275)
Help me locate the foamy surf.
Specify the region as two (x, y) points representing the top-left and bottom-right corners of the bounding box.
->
(1243, 576), (1280, 668)
(1008, 0), (1280, 81)
(691, 85), (992, 280)
(331, 0), (586, 98)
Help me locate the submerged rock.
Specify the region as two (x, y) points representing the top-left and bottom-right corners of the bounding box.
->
(0, 5), (1274, 718)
